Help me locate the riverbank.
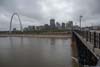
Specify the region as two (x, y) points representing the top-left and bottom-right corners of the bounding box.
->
(0, 34), (72, 38)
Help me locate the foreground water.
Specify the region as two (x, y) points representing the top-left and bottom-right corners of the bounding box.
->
(0, 37), (72, 67)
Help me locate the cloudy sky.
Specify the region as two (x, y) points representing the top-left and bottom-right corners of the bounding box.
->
(0, 0), (100, 30)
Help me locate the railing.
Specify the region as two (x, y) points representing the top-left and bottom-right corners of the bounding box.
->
(74, 30), (100, 49)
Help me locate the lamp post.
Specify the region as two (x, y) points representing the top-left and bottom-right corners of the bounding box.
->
(79, 15), (83, 31)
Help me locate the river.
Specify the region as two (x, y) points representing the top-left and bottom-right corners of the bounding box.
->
(0, 37), (73, 67)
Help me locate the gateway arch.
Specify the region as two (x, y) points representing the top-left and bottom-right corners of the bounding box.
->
(9, 13), (23, 33)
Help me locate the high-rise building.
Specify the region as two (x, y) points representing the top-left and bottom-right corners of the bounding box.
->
(38, 26), (44, 30)
(50, 19), (55, 29)
(66, 21), (73, 30)
(28, 26), (35, 31)
(62, 22), (65, 29)
(35, 26), (44, 31)
(44, 24), (49, 30)
(56, 22), (61, 29)
(35, 26), (40, 31)
(23, 26), (35, 31)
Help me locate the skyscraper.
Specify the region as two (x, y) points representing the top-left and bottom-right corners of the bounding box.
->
(62, 22), (65, 29)
(56, 22), (61, 29)
(50, 19), (55, 29)
(44, 24), (49, 30)
(66, 21), (73, 30)
(27, 26), (35, 31)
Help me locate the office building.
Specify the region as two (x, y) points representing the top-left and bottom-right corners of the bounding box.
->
(50, 19), (55, 29)
(66, 21), (73, 30)
(44, 24), (49, 30)
(62, 22), (65, 29)
(56, 22), (61, 29)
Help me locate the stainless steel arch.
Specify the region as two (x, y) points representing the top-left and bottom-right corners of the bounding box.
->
(9, 13), (23, 33)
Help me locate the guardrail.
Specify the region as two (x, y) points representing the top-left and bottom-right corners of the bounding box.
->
(74, 30), (100, 49)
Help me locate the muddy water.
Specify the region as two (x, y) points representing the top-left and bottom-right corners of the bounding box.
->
(0, 37), (72, 67)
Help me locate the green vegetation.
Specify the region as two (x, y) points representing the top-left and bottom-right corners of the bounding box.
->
(0, 29), (72, 35)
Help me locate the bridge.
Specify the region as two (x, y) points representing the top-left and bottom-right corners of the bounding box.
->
(72, 30), (100, 66)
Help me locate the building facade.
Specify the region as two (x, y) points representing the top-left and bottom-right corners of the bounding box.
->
(50, 19), (55, 29)
(56, 22), (61, 30)
(62, 22), (65, 29)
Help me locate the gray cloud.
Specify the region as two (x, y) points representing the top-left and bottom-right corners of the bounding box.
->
(0, 0), (100, 30)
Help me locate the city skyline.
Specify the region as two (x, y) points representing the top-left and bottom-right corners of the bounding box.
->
(0, 0), (100, 31)
(22, 19), (73, 32)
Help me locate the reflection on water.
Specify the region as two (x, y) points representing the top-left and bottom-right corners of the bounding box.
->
(0, 37), (72, 67)
(50, 38), (55, 45)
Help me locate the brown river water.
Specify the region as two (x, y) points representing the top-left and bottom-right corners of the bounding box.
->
(0, 36), (76, 67)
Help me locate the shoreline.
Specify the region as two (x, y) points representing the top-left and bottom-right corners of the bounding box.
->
(0, 34), (72, 38)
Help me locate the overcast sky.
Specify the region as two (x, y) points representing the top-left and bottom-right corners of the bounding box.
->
(0, 0), (100, 30)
